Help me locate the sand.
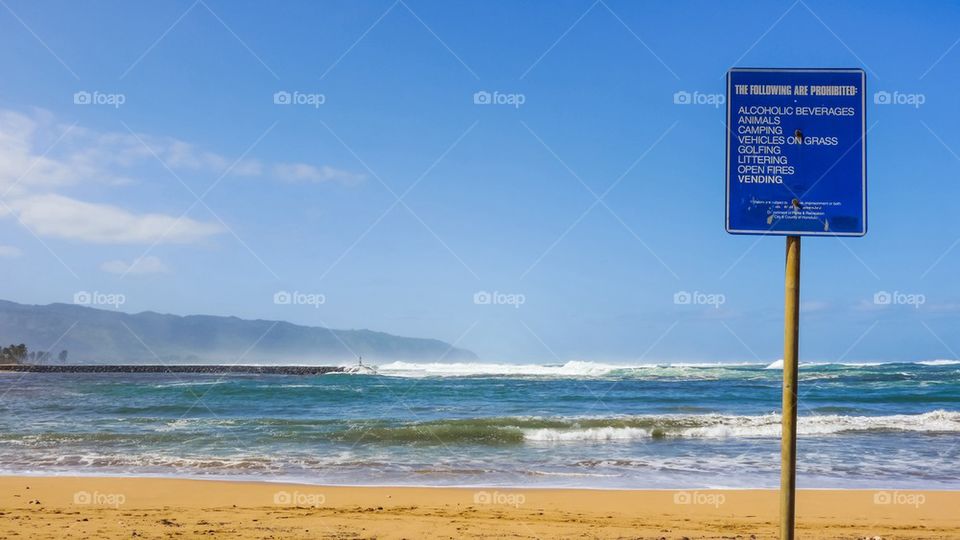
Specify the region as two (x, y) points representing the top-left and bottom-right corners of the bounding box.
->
(0, 476), (956, 539)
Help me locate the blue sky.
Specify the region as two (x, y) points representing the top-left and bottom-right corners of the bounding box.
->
(1, 0), (959, 363)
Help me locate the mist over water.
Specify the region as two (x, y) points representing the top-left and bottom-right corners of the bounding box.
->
(1, 360), (958, 489)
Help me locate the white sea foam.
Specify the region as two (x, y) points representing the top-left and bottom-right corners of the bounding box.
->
(376, 360), (647, 378)
(918, 359), (960, 366)
(524, 426), (652, 441)
(520, 411), (960, 441)
(372, 359), (960, 378)
(155, 418), (237, 431)
(151, 381), (225, 388)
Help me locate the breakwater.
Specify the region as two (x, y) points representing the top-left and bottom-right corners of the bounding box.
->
(0, 364), (346, 375)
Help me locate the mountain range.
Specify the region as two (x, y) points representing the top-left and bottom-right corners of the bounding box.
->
(0, 300), (476, 364)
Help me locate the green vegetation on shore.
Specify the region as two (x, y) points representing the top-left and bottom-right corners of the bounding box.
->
(0, 344), (68, 365)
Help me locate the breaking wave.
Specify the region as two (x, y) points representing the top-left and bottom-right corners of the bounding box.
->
(374, 359), (960, 378)
(12, 411), (958, 448)
(329, 410), (960, 444)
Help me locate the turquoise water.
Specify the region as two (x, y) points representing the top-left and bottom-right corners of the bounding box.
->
(1, 360), (958, 488)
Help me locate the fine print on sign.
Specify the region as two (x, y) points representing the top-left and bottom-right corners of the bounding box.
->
(725, 68), (867, 236)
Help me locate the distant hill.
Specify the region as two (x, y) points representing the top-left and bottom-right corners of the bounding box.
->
(0, 300), (477, 364)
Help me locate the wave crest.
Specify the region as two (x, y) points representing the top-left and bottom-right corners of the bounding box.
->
(322, 411), (960, 445)
(372, 359), (960, 378)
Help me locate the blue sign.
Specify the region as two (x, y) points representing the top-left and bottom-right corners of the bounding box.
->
(726, 68), (866, 236)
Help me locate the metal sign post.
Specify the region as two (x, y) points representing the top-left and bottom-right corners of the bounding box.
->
(780, 235), (801, 540)
(725, 68), (867, 539)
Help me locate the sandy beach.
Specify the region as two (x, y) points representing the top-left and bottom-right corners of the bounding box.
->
(0, 476), (956, 539)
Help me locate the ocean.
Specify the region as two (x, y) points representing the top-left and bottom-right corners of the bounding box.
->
(1, 360), (958, 489)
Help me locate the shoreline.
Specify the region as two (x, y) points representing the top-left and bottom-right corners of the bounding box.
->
(5, 470), (960, 492)
(2, 475), (957, 539)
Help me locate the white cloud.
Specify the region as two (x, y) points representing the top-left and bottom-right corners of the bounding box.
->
(273, 163), (365, 186)
(0, 109), (355, 193)
(160, 139), (262, 176)
(0, 110), (91, 195)
(15, 194), (223, 244)
(0, 107), (362, 247)
(0, 245), (22, 258)
(101, 255), (168, 275)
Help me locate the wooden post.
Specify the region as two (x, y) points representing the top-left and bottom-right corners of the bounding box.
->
(780, 235), (801, 540)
